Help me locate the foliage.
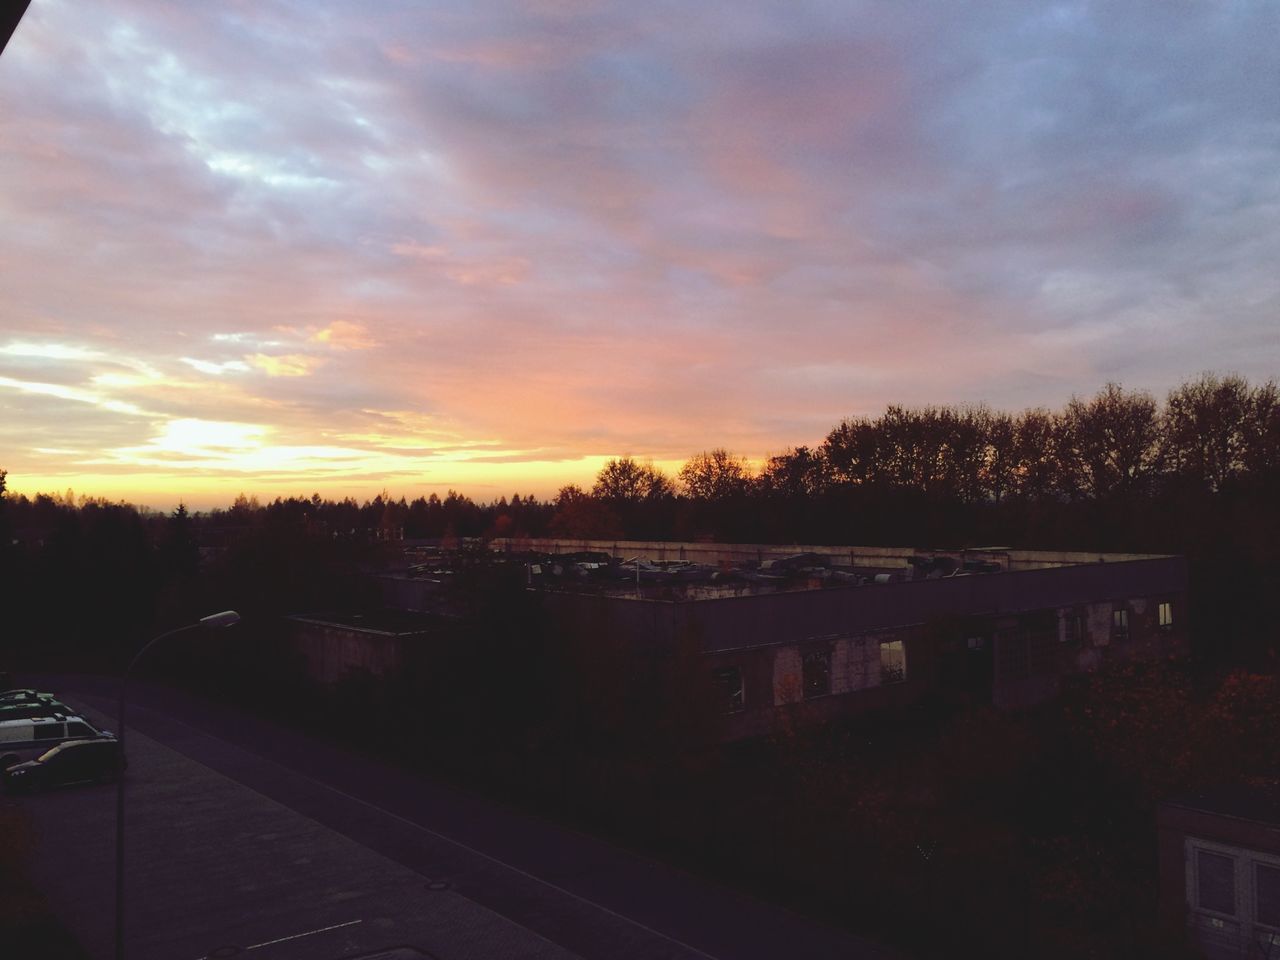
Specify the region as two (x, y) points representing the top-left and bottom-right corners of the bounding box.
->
(678, 449), (752, 500)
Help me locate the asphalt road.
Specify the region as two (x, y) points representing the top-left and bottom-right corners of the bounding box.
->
(12, 675), (895, 960)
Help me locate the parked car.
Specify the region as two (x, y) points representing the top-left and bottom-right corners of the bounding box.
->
(3, 737), (123, 793)
(0, 715), (111, 770)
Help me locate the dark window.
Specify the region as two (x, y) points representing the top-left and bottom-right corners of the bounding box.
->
(880, 639), (907, 683)
(712, 666), (745, 714)
(1197, 850), (1236, 915)
(1258, 864), (1280, 928)
(67, 721), (92, 738)
(802, 648), (831, 699)
(33, 723), (64, 741)
(1112, 607), (1130, 641)
(1062, 608), (1084, 644)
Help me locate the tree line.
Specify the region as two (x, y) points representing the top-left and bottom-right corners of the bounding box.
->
(2, 372), (1277, 666)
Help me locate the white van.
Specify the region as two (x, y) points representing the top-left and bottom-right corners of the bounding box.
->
(0, 714), (109, 769)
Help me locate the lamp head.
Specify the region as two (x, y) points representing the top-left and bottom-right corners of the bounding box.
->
(199, 610), (241, 629)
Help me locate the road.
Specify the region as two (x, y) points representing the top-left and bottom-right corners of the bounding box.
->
(11, 675), (896, 960)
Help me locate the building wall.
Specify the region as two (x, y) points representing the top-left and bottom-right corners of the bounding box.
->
(286, 618), (418, 684)
(538, 554), (1188, 741)
(1157, 802), (1280, 959)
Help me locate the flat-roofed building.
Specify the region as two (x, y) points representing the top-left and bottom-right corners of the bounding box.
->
(498, 539), (1189, 740)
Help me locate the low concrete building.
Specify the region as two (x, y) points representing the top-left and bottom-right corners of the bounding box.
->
(285, 610), (435, 684)
(1158, 786), (1280, 959)
(505, 539), (1189, 740)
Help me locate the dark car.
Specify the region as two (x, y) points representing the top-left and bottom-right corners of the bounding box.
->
(3, 738), (123, 793)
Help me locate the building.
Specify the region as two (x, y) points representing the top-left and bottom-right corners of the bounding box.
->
(284, 610), (437, 684)
(495, 539), (1188, 739)
(299, 538), (1188, 741)
(1158, 785), (1280, 959)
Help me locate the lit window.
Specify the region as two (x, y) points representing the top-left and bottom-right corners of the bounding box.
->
(1112, 607), (1130, 641)
(712, 666), (745, 714)
(880, 639), (907, 684)
(802, 648), (831, 699)
(1197, 850), (1236, 915)
(1159, 601), (1173, 630)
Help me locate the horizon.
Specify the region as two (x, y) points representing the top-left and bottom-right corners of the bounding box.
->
(3, 2), (1278, 509)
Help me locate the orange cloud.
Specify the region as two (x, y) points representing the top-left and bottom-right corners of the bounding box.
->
(247, 353), (324, 377)
(310, 320), (377, 350)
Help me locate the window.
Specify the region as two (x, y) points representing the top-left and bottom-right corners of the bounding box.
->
(1197, 850), (1237, 915)
(880, 639), (907, 684)
(802, 648), (831, 699)
(712, 666), (745, 714)
(1187, 840), (1280, 951)
(1255, 863), (1280, 930)
(33, 722), (64, 740)
(1159, 601), (1174, 630)
(67, 721), (93, 737)
(1061, 608), (1084, 644)
(1112, 607), (1130, 641)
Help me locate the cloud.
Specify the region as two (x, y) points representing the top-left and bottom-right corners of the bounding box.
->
(2, 0), (1278, 505)
(309, 320), (378, 350)
(181, 357), (251, 375)
(246, 354), (325, 377)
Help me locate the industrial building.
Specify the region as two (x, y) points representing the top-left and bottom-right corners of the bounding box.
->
(499, 539), (1189, 739)
(291, 538), (1189, 742)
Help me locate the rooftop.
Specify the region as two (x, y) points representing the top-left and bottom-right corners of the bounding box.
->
(383, 538), (1178, 602)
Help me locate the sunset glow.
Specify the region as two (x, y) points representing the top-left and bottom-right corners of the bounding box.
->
(2, 1), (1277, 509)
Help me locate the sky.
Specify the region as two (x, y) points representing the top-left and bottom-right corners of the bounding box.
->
(1, 0), (1278, 509)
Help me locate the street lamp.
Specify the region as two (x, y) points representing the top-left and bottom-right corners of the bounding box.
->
(115, 610), (240, 960)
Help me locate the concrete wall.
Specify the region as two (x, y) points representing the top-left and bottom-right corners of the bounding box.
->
(286, 617), (421, 684)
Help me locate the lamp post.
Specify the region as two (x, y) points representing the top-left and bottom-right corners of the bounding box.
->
(115, 610), (240, 960)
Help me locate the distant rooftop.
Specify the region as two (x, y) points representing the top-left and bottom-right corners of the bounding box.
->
(378, 538), (1178, 602)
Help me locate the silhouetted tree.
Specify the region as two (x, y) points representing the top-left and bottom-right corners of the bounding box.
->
(1163, 373), (1252, 493)
(1058, 383), (1163, 499)
(757, 446), (825, 498)
(678, 449), (752, 501)
(549, 484), (622, 538)
(592, 457), (672, 503)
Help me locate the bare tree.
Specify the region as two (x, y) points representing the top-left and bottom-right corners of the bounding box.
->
(679, 449), (752, 501)
(1163, 373), (1252, 492)
(592, 457), (673, 504)
(820, 416), (878, 487)
(1059, 383), (1163, 499)
(1242, 380), (1280, 483)
(1011, 408), (1062, 502)
(757, 446), (826, 498)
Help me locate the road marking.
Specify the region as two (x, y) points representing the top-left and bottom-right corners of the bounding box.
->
(194, 919), (363, 958)
(246, 918), (363, 950)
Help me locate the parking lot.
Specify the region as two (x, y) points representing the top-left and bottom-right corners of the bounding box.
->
(11, 702), (586, 960)
(7, 682), (892, 960)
